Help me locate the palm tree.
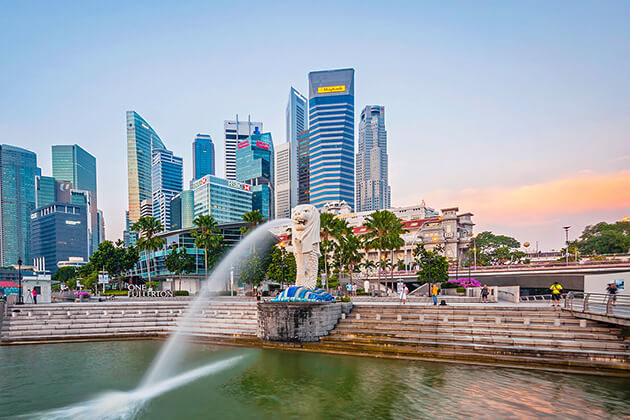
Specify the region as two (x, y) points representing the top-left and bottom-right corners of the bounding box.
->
(240, 210), (264, 236)
(319, 212), (339, 290)
(131, 216), (165, 289)
(362, 210), (404, 294)
(191, 215), (223, 278)
(339, 232), (363, 290)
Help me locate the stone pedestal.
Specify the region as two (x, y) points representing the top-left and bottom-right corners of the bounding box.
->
(257, 301), (351, 342)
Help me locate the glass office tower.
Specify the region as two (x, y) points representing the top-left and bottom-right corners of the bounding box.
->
(192, 175), (253, 224)
(356, 105), (391, 211)
(0, 145), (37, 266)
(224, 116), (263, 180)
(127, 111), (167, 224)
(193, 134), (215, 180)
(235, 131), (274, 219)
(36, 175), (57, 208)
(308, 68), (355, 210)
(285, 87), (307, 209)
(297, 130), (310, 204)
(52, 144), (99, 253)
(31, 203), (88, 274)
(152, 148), (183, 230)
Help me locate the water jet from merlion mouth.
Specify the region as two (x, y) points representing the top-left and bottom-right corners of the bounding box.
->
(141, 218), (292, 386)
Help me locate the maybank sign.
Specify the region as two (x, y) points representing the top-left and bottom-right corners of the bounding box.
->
(317, 85), (346, 94)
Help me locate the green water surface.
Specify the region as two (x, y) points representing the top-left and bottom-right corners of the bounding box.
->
(0, 340), (628, 419)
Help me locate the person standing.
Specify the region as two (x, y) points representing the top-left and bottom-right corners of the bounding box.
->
(431, 283), (439, 306)
(481, 285), (489, 303)
(399, 284), (409, 305)
(606, 282), (618, 305)
(31, 288), (37, 304)
(549, 281), (563, 308)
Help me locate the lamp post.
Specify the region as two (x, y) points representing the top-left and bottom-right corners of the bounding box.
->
(472, 234), (477, 270)
(563, 226), (570, 265)
(17, 258), (24, 305)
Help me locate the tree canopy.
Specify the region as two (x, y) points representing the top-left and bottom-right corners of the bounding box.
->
(413, 244), (449, 284)
(571, 221), (630, 254)
(469, 231), (521, 265)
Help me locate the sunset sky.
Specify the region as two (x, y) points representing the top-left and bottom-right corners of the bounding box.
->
(1, 1), (628, 249)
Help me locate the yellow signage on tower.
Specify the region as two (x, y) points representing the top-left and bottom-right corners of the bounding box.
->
(317, 85), (346, 94)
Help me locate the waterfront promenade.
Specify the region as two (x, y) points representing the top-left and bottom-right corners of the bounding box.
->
(1, 296), (628, 376)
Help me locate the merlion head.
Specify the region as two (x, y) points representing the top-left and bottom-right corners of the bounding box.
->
(291, 204), (320, 252)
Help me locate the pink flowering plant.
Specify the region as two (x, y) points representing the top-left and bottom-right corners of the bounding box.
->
(449, 278), (481, 288)
(75, 291), (91, 298)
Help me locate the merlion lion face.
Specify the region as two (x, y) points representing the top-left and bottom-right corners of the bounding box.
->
(292, 204), (316, 231)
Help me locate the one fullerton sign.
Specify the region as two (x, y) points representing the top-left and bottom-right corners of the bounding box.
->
(127, 284), (174, 298)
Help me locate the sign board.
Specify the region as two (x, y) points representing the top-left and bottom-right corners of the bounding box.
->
(255, 140), (270, 150)
(317, 85), (346, 94)
(237, 140), (249, 149)
(227, 180), (252, 192)
(98, 274), (109, 284)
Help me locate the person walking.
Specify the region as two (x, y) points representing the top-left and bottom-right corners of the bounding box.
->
(431, 283), (439, 306)
(549, 281), (563, 308)
(481, 284), (489, 303)
(401, 285), (409, 305)
(31, 288), (37, 304)
(606, 282), (618, 305)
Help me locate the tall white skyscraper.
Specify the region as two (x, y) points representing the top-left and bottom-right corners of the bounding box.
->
(223, 116), (263, 180)
(356, 105), (390, 212)
(286, 87), (307, 210)
(274, 142), (291, 219)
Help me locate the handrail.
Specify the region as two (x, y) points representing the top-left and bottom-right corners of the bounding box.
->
(564, 292), (629, 320)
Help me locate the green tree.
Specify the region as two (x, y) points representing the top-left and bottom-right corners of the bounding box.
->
(191, 214), (224, 277)
(240, 210), (265, 236)
(362, 210), (404, 291)
(266, 245), (296, 286)
(337, 232), (363, 289)
(164, 245), (195, 291)
(469, 231), (521, 266)
(87, 240), (139, 283)
(52, 266), (76, 285)
(414, 244), (449, 284)
(131, 217), (165, 287)
(571, 221), (630, 255)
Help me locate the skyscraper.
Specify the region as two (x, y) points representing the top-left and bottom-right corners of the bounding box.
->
(192, 134), (215, 180)
(235, 131), (274, 219)
(286, 87), (307, 209)
(52, 144), (99, 253)
(308, 68), (355, 210)
(127, 111), (167, 224)
(274, 142), (291, 219)
(0, 145), (37, 266)
(171, 190), (194, 230)
(224, 116), (263, 180)
(297, 130), (310, 204)
(356, 105), (391, 212)
(31, 203), (88, 274)
(36, 175), (57, 208)
(152, 148), (183, 230)
(192, 175), (253, 224)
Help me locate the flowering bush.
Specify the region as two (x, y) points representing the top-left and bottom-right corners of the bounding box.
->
(449, 278), (481, 288)
(75, 291), (91, 298)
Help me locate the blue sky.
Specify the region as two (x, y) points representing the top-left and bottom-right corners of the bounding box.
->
(1, 1), (629, 249)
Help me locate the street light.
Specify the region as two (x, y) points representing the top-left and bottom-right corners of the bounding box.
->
(563, 226), (570, 265)
(472, 233), (477, 270)
(17, 258), (23, 305)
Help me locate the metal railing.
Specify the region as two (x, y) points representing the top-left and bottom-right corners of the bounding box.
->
(565, 292), (630, 319)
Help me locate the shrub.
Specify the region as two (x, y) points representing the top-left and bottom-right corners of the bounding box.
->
(456, 287), (466, 293)
(173, 290), (189, 296)
(441, 281), (457, 289)
(103, 290), (128, 296)
(337, 296), (351, 302)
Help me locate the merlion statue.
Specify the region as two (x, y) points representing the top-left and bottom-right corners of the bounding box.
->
(291, 204), (320, 290)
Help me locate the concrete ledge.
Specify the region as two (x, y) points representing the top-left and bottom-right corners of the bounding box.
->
(257, 302), (351, 342)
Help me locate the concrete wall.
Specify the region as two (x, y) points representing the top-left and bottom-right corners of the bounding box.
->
(584, 272), (629, 295)
(497, 286), (520, 303)
(21, 279), (51, 303)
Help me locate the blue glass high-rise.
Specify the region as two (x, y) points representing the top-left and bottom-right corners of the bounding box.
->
(127, 111), (167, 224)
(235, 131), (274, 219)
(52, 144), (99, 254)
(0, 144), (37, 266)
(152, 148), (183, 230)
(308, 68), (355, 210)
(193, 134), (215, 180)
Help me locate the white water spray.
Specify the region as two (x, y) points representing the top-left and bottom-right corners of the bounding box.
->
(30, 219), (292, 419)
(142, 218), (291, 385)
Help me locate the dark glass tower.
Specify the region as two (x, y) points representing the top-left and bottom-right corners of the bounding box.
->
(0, 144), (37, 266)
(308, 68), (355, 210)
(235, 131), (274, 219)
(193, 134), (215, 180)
